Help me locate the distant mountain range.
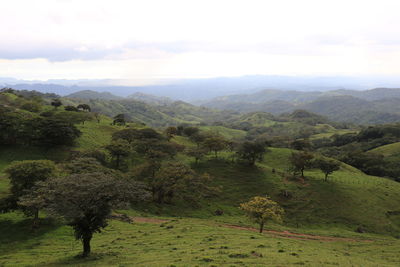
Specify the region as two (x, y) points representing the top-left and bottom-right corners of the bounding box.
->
(3, 74), (400, 102)
(201, 88), (400, 124)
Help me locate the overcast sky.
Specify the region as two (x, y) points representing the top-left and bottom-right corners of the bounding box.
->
(1, 0), (400, 84)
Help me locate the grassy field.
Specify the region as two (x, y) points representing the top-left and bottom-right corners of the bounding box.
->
(1, 212), (400, 267)
(369, 142), (400, 157)
(2, 119), (400, 265)
(199, 126), (246, 140)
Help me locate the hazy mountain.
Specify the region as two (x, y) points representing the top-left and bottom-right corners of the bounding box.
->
(66, 90), (122, 100)
(4, 75), (400, 102)
(201, 88), (400, 124)
(128, 92), (173, 105)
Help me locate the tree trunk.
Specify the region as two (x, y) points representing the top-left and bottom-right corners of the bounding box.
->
(301, 168), (304, 177)
(259, 221), (264, 233)
(116, 155), (120, 169)
(32, 208), (39, 228)
(82, 233), (92, 257)
(324, 173), (328, 182)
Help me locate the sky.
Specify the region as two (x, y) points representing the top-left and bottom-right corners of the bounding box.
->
(1, 0), (400, 84)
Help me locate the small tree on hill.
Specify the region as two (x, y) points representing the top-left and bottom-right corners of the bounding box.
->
(113, 113), (126, 125)
(236, 141), (267, 166)
(315, 158), (340, 181)
(202, 135), (227, 158)
(164, 126), (178, 141)
(77, 104), (91, 112)
(185, 147), (208, 164)
(64, 105), (79, 112)
(289, 151), (314, 177)
(105, 139), (131, 169)
(50, 99), (62, 109)
(20, 173), (149, 257)
(3, 160), (56, 226)
(240, 196), (284, 233)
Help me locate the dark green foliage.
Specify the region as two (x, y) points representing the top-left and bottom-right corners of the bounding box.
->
(183, 126), (200, 137)
(202, 135), (228, 158)
(185, 147), (208, 164)
(20, 101), (41, 112)
(105, 139), (131, 169)
(164, 126), (178, 140)
(289, 151), (314, 177)
(113, 114), (126, 125)
(291, 139), (311, 151)
(37, 118), (81, 146)
(112, 128), (164, 144)
(77, 104), (91, 112)
(315, 158), (341, 181)
(50, 99), (62, 109)
(132, 162), (215, 204)
(64, 105), (79, 112)
(3, 160), (56, 224)
(236, 142), (267, 166)
(21, 173), (149, 257)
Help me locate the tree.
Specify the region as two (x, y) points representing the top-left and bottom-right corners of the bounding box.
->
(50, 99), (62, 109)
(164, 126), (178, 141)
(315, 158), (340, 181)
(289, 151), (314, 177)
(240, 196), (284, 233)
(113, 114), (126, 125)
(143, 162), (215, 204)
(21, 173), (149, 257)
(64, 105), (79, 112)
(202, 135), (227, 158)
(185, 147), (208, 164)
(189, 132), (208, 147)
(290, 139), (311, 151)
(4, 160), (56, 226)
(77, 104), (91, 112)
(105, 139), (131, 169)
(37, 118), (81, 146)
(236, 141), (266, 166)
(183, 126), (199, 137)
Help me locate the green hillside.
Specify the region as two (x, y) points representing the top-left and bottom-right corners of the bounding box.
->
(2, 89), (400, 266)
(370, 142), (400, 157)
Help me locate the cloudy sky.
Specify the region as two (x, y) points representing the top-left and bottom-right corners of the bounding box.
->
(1, 0), (400, 84)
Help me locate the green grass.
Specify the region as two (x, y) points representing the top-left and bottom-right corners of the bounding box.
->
(310, 126), (358, 140)
(1, 212), (400, 267)
(369, 142), (400, 157)
(74, 116), (122, 151)
(199, 126), (246, 140)
(2, 115), (400, 265)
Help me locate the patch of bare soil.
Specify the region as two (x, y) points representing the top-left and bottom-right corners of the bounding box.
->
(131, 217), (169, 224)
(222, 224), (372, 242)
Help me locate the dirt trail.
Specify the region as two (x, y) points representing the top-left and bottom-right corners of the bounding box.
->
(120, 215), (372, 243)
(222, 224), (373, 242)
(132, 217), (168, 224)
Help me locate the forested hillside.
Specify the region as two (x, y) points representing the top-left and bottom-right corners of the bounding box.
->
(2, 88), (400, 266)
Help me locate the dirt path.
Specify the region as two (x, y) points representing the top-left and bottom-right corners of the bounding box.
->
(131, 217), (169, 224)
(222, 224), (373, 242)
(116, 214), (372, 242)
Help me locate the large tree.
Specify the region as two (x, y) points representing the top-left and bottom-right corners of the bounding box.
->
(21, 173), (149, 257)
(50, 99), (62, 109)
(289, 151), (314, 177)
(240, 196), (284, 233)
(315, 158), (341, 181)
(132, 162), (215, 204)
(105, 139), (131, 169)
(236, 141), (266, 166)
(202, 135), (227, 158)
(3, 160), (56, 226)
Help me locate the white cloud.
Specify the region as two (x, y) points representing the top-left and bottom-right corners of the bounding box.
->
(1, 0), (400, 80)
